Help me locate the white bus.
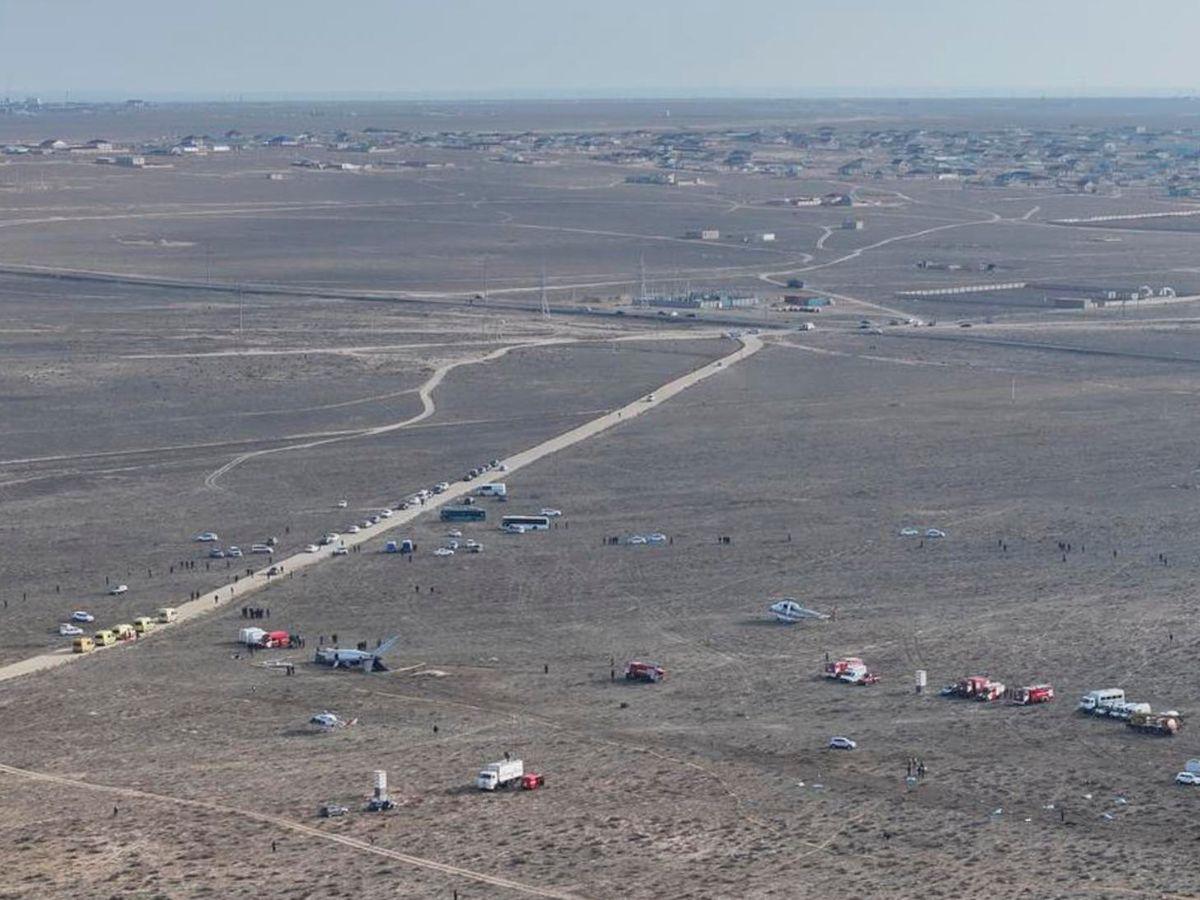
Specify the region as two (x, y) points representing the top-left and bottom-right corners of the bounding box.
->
(501, 515), (549, 532)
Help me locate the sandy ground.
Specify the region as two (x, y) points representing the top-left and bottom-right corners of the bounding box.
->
(5, 103), (1200, 898)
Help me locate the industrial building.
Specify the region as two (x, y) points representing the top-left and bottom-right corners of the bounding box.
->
(637, 290), (759, 310)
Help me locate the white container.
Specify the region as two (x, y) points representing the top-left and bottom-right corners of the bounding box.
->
(915, 670), (927, 694)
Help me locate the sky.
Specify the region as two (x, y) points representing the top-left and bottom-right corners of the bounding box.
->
(1, 0), (1198, 100)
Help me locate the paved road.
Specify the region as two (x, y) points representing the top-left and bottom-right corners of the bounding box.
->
(0, 333), (763, 684)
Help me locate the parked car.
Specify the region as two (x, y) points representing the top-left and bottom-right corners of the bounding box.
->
(1176, 772), (1200, 785)
(194, 531), (219, 542)
(925, 528), (947, 539)
(899, 527), (920, 537)
(829, 736), (858, 750)
(318, 804), (349, 818)
(59, 623), (84, 636)
(108, 584), (128, 595)
(380, 508), (394, 518)
(209, 548), (226, 559)
(433, 547), (455, 557)
(227, 546), (243, 558)
(346, 525), (361, 534)
(304, 544), (320, 553)
(540, 508), (563, 518)
(434, 482), (450, 493)
(332, 545), (349, 556)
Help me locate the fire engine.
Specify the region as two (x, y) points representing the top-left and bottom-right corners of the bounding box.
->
(1011, 684), (1054, 705)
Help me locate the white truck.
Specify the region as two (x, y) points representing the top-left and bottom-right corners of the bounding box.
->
(476, 483), (507, 498)
(476, 758), (523, 791)
(1078, 688), (1125, 715)
(239, 627), (267, 646)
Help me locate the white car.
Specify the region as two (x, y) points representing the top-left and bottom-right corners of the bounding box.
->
(645, 393), (655, 402)
(433, 547), (455, 557)
(380, 508), (394, 518)
(336, 500), (348, 508)
(445, 539), (460, 550)
(359, 521), (372, 529)
(320, 533), (340, 546)
(1176, 771), (1200, 785)
(71, 611), (95, 623)
(925, 528), (947, 539)
(899, 527), (920, 537)
(227, 546), (244, 558)
(59, 623), (84, 636)
(465, 540), (483, 553)
(304, 544), (320, 553)
(251, 544), (273, 555)
(332, 545), (349, 556)
(194, 532), (220, 542)
(108, 584), (128, 596)
(540, 508), (563, 518)
(646, 533), (668, 545)
(829, 736), (857, 751)
(346, 525), (361, 534)
(446, 530), (463, 539)
(628, 535), (647, 545)
(434, 482), (450, 493)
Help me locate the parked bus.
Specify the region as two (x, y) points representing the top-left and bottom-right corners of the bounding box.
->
(500, 515), (550, 532)
(441, 506), (487, 523)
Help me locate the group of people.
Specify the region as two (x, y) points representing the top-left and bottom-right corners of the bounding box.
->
(241, 606), (270, 620)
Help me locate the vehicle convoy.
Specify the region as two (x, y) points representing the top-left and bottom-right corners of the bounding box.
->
(72, 636), (94, 654)
(1078, 688), (1125, 715)
(1128, 710), (1183, 736)
(1011, 683), (1055, 705)
(476, 759), (524, 791)
(132, 617), (155, 635)
(156, 607), (176, 623)
(113, 624), (137, 642)
(823, 657), (879, 685)
(93, 629), (116, 647)
(625, 661), (666, 683)
(942, 676), (1005, 701)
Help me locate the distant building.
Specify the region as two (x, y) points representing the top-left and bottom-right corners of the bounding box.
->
(115, 155), (145, 168)
(638, 290), (757, 310)
(685, 228), (720, 240)
(783, 296), (833, 310)
(842, 218), (865, 230)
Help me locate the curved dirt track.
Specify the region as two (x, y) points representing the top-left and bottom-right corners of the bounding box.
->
(0, 763), (584, 900)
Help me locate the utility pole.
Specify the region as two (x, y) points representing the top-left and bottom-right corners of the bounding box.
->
(540, 265), (550, 318)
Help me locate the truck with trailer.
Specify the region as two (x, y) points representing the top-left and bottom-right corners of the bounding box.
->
(476, 759), (524, 791)
(1127, 710), (1183, 736)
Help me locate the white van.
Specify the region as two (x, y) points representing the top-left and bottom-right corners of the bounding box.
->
(476, 483), (507, 498)
(1078, 688), (1125, 714)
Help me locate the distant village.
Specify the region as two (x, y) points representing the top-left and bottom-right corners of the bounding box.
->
(5, 96), (1200, 197)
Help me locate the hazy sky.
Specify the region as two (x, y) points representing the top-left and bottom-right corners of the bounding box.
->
(1, 0), (1197, 99)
